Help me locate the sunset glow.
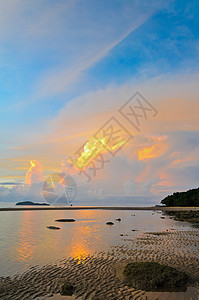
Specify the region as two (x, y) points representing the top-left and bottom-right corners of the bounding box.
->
(25, 160), (44, 186)
(0, 0), (198, 201)
(138, 141), (168, 160)
(70, 136), (126, 170)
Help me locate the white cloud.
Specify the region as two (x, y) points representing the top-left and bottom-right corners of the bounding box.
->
(0, 1), (168, 100)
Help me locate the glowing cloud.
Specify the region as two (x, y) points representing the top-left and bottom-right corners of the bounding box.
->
(25, 160), (44, 185)
(69, 136), (125, 170)
(138, 136), (168, 160)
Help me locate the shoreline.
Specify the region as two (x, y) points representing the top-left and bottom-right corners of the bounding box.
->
(1, 206), (199, 212)
(1, 229), (199, 299)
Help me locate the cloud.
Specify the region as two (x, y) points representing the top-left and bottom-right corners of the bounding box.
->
(0, 182), (44, 202)
(1, 73), (199, 200)
(0, 0), (168, 102)
(25, 160), (44, 185)
(0, 182), (23, 186)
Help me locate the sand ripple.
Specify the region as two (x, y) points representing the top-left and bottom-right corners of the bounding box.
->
(1, 230), (199, 299)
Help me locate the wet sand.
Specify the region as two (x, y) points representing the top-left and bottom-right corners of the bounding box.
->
(1, 229), (199, 299)
(1, 206), (199, 212)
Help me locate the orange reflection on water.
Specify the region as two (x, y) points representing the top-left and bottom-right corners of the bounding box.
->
(16, 211), (35, 261)
(70, 225), (92, 260)
(69, 210), (96, 260)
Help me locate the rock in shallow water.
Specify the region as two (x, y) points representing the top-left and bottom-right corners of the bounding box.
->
(55, 219), (75, 222)
(47, 226), (60, 230)
(106, 222), (114, 225)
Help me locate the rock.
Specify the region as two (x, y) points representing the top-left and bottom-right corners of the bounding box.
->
(165, 211), (199, 223)
(0, 282), (6, 293)
(106, 222), (114, 225)
(160, 217), (165, 219)
(115, 218), (121, 221)
(47, 226), (60, 230)
(55, 219), (75, 222)
(123, 262), (188, 291)
(132, 229), (138, 231)
(60, 282), (75, 296)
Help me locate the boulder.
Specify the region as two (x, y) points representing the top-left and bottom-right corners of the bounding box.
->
(123, 262), (188, 291)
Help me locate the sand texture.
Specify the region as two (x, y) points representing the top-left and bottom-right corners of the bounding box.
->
(1, 230), (199, 299)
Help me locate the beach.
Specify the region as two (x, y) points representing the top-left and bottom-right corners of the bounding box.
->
(1, 222), (199, 299)
(1, 206), (199, 212)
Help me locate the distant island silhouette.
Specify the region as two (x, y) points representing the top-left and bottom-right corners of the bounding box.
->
(16, 201), (50, 206)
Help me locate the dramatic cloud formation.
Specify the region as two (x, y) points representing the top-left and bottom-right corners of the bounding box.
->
(0, 1), (199, 204)
(25, 160), (44, 185)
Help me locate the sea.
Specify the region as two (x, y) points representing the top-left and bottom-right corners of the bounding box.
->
(0, 201), (193, 278)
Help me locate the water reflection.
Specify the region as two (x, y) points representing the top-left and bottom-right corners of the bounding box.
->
(0, 209), (194, 277)
(68, 210), (99, 259)
(15, 211), (35, 261)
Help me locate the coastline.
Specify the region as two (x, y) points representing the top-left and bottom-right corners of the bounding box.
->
(1, 229), (199, 299)
(1, 206), (199, 212)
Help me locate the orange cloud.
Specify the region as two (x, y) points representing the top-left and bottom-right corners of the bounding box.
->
(138, 137), (168, 160)
(25, 160), (44, 185)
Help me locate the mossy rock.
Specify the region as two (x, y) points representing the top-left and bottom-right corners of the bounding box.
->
(123, 262), (188, 291)
(60, 282), (75, 296)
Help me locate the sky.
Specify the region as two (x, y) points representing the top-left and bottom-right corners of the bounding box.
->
(0, 0), (199, 204)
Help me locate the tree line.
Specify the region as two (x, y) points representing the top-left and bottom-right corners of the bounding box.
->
(161, 187), (199, 206)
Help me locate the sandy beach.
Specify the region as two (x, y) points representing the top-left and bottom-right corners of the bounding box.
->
(1, 206), (199, 212)
(1, 228), (199, 300)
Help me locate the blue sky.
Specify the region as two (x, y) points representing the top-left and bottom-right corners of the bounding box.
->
(1, 1), (199, 118)
(0, 0), (199, 202)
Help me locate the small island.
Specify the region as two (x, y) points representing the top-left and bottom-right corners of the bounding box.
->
(16, 201), (50, 206)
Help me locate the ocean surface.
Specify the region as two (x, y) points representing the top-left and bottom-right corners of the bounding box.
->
(0, 202), (193, 278)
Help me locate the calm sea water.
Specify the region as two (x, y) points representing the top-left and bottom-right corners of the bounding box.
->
(0, 205), (193, 277)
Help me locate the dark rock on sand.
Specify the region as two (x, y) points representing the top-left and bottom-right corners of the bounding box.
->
(0, 281), (6, 294)
(123, 262), (188, 291)
(60, 282), (75, 296)
(115, 218), (121, 221)
(55, 219), (75, 222)
(160, 217), (165, 219)
(47, 226), (60, 230)
(106, 222), (114, 225)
